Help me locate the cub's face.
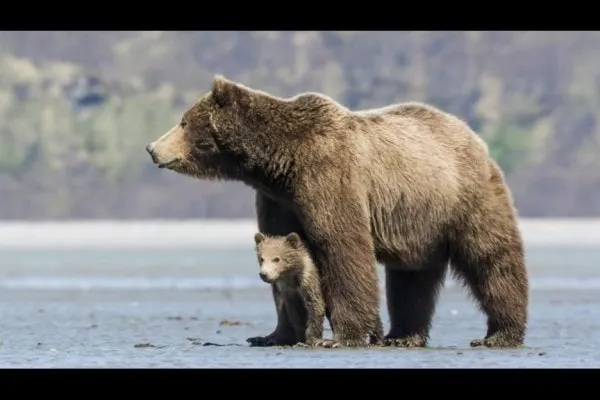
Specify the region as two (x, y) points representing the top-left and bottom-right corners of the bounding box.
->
(145, 75), (252, 180)
(254, 232), (303, 284)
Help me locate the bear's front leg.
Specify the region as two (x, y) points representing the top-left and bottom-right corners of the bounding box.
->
(298, 195), (382, 349)
(253, 193), (303, 347)
(247, 284), (298, 347)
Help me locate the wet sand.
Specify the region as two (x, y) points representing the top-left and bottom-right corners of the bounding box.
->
(0, 286), (598, 368)
(0, 220), (599, 368)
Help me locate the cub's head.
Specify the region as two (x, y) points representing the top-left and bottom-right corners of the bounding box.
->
(253, 232), (305, 284)
(145, 75), (270, 181)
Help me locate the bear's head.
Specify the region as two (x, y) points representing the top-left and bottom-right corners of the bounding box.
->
(145, 75), (342, 187)
(145, 75), (267, 181)
(253, 232), (306, 284)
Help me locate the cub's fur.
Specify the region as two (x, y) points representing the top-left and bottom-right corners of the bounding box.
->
(250, 232), (328, 347)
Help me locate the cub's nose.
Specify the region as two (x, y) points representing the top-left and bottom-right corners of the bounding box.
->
(145, 143), (155, 155)
(259, 272), (269, 283)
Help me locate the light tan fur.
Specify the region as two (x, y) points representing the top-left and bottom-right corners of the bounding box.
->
(146, 75), (529, 348)
(145, 124), (188, 169)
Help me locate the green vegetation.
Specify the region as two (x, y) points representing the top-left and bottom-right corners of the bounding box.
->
(0, 31), (598, 219)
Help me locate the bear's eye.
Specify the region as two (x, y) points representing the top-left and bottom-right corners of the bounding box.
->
(180, 119), (187, 128)
(258, 257), (264, 264)
(272, 257), (280, 263)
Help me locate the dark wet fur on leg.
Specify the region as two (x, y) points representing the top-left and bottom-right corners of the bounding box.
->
(383, 245), (449, 348)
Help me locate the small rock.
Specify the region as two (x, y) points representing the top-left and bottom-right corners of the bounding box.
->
(538, 352), (547, 356)
(216, 330), (222, 334)
(219, 319), (245, 326)
(167, 316), (183, 321)
(134, 343), (156, 348)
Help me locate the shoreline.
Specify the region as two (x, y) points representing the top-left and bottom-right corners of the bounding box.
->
(0, 218), (599, 250)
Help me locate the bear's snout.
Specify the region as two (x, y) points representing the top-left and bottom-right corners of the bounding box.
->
(145, 142), (163, 166)
(259, 271), (270, 283)
(145, 143), (155, 156)
(146, 124), (188, 169)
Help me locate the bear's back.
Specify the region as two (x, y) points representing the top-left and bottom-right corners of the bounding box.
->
(349, 100), (491, 192)
(341, 101), (493, 243)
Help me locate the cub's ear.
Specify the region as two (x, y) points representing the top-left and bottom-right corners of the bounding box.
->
(285, 232), (302, 248)
(254, 232), (265, 245)
(212, 75), (250, 109)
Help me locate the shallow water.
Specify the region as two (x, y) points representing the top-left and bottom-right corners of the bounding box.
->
(0, 242), (599, 368)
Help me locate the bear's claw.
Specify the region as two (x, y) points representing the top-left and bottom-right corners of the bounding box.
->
(312, 339), (366, 348)
(383, 335), (427, 348)
(470, 330), (524, 348)
(292, 342), (310, 348)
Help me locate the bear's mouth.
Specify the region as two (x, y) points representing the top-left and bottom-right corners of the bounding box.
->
(158, 158), (180, 169)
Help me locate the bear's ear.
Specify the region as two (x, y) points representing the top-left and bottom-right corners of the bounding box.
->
(212, 75), (250, 109)
(285, 232), (302, 248)
(254, 232), (265, 245)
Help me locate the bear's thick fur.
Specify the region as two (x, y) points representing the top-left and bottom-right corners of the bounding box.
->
(146, 75), (529, 348)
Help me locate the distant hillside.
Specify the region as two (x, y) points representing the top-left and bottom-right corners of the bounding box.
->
(0, 31), (598, 219)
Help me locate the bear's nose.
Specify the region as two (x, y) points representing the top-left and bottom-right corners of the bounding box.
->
(145, 143), (155, 155)
(259, 272), (269, 283)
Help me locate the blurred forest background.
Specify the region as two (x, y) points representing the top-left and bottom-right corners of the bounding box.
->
(0, 30), (598, 220)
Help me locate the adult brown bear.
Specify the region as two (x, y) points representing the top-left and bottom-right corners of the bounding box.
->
(146, 75), (529, 348)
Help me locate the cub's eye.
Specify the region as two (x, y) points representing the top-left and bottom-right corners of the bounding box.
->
(180, 119), (187, 128)
(258, 257), (264, 264)
(272, 257), (280, 263)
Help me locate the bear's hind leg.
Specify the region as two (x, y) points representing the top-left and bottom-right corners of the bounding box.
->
(450, 190), (529, 348)
(384, 251), (448, 348)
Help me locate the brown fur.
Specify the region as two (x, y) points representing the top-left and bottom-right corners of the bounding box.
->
(146, 75), (529, 348)
(248, 232), (329, 347)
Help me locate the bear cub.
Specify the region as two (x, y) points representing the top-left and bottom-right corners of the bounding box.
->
(251, 232), (329, 347)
